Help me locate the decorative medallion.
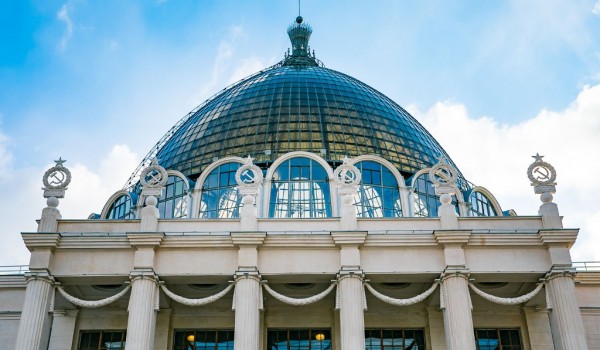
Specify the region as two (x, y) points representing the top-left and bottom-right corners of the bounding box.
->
(235, 156), (264, 187)
(140, 158), (168, 197)
(527, 153), (557, 194)
(429, 157), (457, 196)
(333, 156), (361, 188)
(42, 157), (72, 198)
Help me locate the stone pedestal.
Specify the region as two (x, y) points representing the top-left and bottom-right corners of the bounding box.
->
(337, 273), (365, 350)
(233, 274), (262, 350)
(546, 271), (588, 350)
(14, 273), (54, 350)
(125, 273), (158, 350)
(441, 272), (476, 350)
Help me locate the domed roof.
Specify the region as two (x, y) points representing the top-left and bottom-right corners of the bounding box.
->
(125, 18), (466, 188)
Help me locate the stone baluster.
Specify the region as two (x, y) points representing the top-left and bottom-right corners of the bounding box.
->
(14, 272), (55, 350)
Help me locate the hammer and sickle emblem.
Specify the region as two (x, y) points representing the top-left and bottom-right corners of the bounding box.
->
(145, 170), (163, 185)
(534, 166), (550, 181)
(49, 171), (65, 185)
(241, 169), (255, 184)
(340, 169), (357, 184)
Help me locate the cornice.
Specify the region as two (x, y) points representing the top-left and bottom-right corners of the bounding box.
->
(539, 229), (578, 248)
(230, 232), (266, 246)
(127, 232), (165, 248)
(21, 233), (60, 250)
(434, 230), (471, 246)
(331, 231), (368, 246)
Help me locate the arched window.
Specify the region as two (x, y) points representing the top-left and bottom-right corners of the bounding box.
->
(412, 173), (458, 217)
(106, 194), (136, 220)
(157, 175), (189, 219)
(354, 161), (402, 218)
(199, 162), (242, 218)
(468, 191), (497, 217)
(269, 157), (331, 218)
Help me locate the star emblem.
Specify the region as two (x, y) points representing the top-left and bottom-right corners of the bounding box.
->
(244, 155), (255, 164)
(532, 153), (544, 162)
(54, 157), (66, 167)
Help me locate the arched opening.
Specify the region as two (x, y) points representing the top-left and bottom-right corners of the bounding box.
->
(106, 194), (136, 220)
(412, 173), (458, 217)
(199, 162), (242, 218)
(353, 161), (402, 218)
(468, 190), (498, 217)
(157, 175), (189, 218)
(269, 157), (331, 218)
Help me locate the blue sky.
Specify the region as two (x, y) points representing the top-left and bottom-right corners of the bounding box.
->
(1, 0), (600, 265)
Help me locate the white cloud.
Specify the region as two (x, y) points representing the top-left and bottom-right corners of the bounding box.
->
(57, 3), (74, 51)
(408, 83), (600, 261)
(227, 57), (269, 85)
(593, 0), (600, 15)
(0, 144), (139, 266)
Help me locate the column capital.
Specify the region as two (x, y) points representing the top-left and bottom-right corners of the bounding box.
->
(337, 269), (364, 279)
(331, 231), (367, 246)
(539, 229), (578, 248)
(24, 270), (55, 284)
(545, 268), (576, 281)
(127, 232), (165, 248)
(230, 232), (266, 246)
(129, 270), (159, 281)
(441, 267), (470, 280)
(434, 230), (471, 247)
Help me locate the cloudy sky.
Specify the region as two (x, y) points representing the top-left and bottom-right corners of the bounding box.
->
(1, 1), (600, 266)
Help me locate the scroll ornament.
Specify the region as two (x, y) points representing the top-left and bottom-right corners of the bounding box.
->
(262, 282), (337, 306)
(364, 281), (440, 306)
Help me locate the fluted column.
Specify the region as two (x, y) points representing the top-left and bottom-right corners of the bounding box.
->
(337, 273), (365, 350)
(14, 272), (54, 350)
(546, 271), (588, 350)
(440, 271), (476, 350)
(125, 272), (158, 350)
(234, 274), (261, 350)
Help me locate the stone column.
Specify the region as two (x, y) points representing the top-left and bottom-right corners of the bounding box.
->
(231, 233), (266, 350)
(233, 274), (262, 350)
(48, 309), (79, 350)
(440, 271), (475, 350)
(14, 272), (55, 350)
(125, 272), (159, 350)
(332, 231), (367, 350)
(435, 231), (476, 350)
(337, 273), (365, 350)
(546, 270), (588, 350)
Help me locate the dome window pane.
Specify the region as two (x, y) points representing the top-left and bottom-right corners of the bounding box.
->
(353, 161), (402, 218)
(157, 175), (189, 219)
(200, 163), (242, 218)
(269, 158), (331, 218)
(106, 194), (135, 220)
(468, 191), (497, 217)
(412, 173), (458, 217)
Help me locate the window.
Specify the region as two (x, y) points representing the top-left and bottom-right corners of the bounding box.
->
(365, 329), (425, 349)
(199, 163), (242, 218)
(158, 175), (189, 218)
(267, 329), (331, 350)
(475, 329), (522, 350)
(78, 330), (126, 350)
(412, 173), (458, 217)
(173, 329), (234, 350)
(354, 161), (402, 218)
(468, 191), (497, 217)
(106, 194), (135, 219)
(269, 157), (331, 218)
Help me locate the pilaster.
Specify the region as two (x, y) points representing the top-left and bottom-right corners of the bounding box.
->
(523, 307), (554, 350)
(48, 309), (79, 350)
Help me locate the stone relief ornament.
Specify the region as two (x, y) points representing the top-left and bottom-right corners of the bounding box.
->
(429, 157), (457, 196)
(235, 156), (264, 188)
(140, 158), (168, 197)
(527, 153), (557, 194)
(333, 156), (361, 189)
(42, 157), (72, 198)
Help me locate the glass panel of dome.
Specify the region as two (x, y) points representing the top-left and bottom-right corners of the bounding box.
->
(157, 175), (188, 219)
(269, 158), (331, 218)
(199, 163), (242, 219)
(354, 161), (402, 218)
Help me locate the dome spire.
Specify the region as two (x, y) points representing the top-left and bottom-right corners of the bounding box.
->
(282, 9), (321, 67)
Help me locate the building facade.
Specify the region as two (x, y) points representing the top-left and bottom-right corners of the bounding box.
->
(1, 16), (599, 350)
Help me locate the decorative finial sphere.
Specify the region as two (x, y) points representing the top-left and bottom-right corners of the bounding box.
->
(145, 195), (158, 207)
(296, 15), (303, 24)
(440, 193), (452, 205)
(540, 192), (553, 204)
(343, 194), (353, 205)
(242, 195), (255, 206)
(47, 196), (59, 208)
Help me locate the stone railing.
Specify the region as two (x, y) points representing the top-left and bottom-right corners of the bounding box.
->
(0, 265), (29, 275)
(573, 261), (600, 272)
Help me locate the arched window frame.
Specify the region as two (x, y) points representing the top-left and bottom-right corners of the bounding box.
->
(100, 190), (138, 220)
(156, 170), (191, 219)
(467, 186), (502, 217)
(264, 151), (335, 218)
(347, 155), (407, 218)
(193, 157), (246, 219)
(409, 168), (465, 218)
